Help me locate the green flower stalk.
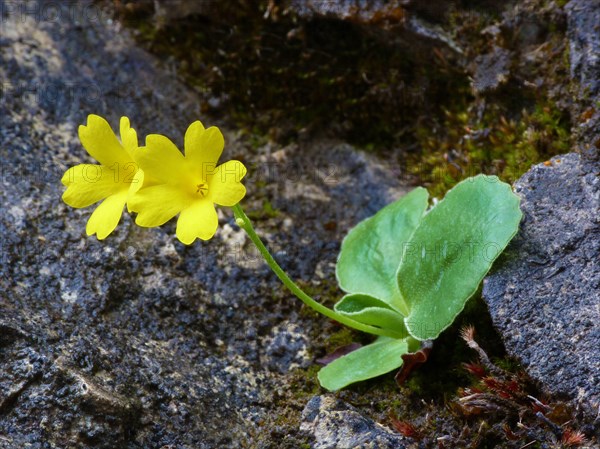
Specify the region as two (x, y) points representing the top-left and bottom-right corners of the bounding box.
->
(231, 204), (405, 340)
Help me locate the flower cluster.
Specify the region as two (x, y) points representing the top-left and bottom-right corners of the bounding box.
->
(61, 115), (247, 244)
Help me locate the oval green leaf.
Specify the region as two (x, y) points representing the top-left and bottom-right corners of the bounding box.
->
(398, 175), (522, 340)
(334, 294), (409, 338)
(317, 336), (409, 391)
(336, 187), (429, 314)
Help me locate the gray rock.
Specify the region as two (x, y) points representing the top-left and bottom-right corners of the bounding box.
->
(566, 0), (600, 157)
(142, 0), (461, 56)
(287, 0), (462, 54)
(472, 46), (512, 94)
(566, 0), (600, 101)
(483, 153), (600, 420)
(262, 321), (311, 374)
(288, 0), (393, 21)
(483, 0), (600, 426)
(0, 1), (410, 447)
(300, 395), (411, 449)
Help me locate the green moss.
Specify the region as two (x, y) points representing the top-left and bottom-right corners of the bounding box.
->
(246, 131), (270, 151)
(289, 364), (322, 397)
(323, 327), (357, 351)
(410, 0), (574, 197)
(247, 199), (279, 220)
(408, 97), (571, 198)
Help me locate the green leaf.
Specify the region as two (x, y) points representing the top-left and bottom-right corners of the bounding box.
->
(334, 294), (409, 338)
(317, 336), (409, 391)
(336, 187), (429, 314)
(398, 175), (522, 340)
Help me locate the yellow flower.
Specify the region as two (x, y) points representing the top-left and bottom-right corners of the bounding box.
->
(61, 114), (143, 239)
(129, 121), (247, 244)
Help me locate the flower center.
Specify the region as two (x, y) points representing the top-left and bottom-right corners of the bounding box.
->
(196, 182), (208, 197)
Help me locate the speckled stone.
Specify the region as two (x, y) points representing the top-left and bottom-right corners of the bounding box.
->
(471, 46), (512, 94)
(483, 153), (600, 420)
(567, 0), (600, 101)
(300, 395), (411, 449)
(566, 0), (600, 158)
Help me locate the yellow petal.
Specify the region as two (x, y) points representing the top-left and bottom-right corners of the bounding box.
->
(208, 160), (247, 206)
(184, 121), (224, 173)
(176, 199), (218, 244)
(127, 168), (145, 195)
(134, 134), (187, 184)
(61, 164), (127, 208)
(129, 184), (190, 227)
(126, 168), (145, 213)
(129, 146), (162, 189)
(86, 190), (128, 240)
(78, 114), (131, 166)
(119, 116), (138, 156)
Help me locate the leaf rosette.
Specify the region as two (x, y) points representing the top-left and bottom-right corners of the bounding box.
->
(319, 175), (522, 390)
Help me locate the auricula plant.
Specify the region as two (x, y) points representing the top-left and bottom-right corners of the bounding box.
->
(62, 115), (522, 391)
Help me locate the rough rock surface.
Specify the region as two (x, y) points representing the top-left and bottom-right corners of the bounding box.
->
(566, 0), (600, 102)
(300, 396), (410, 449)
(0, 1), (410, 447)
(287, 0), (462, 54)
(483, 153), (600, 417)
(566, 0), (600, 157)
(483, 0), (600, 424)
(471, 46), (512, 94)
(146, 0), (461, 55)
